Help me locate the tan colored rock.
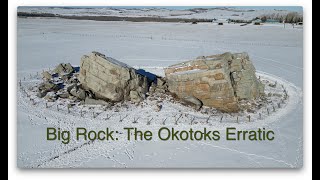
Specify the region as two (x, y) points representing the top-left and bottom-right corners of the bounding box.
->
(164, 52), (264, 112)
(129, 90), (143, 103)
(41, 71), (52, 80)
(79, 51), (148, 103)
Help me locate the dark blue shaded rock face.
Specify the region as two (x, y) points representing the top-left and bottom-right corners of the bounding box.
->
(52, 73), (59, 78)
(136, 69), (158, 84)
(73, 66), (80, 73)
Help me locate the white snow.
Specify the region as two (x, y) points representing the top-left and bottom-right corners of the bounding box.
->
(17, 7), (301, 21)
(17, 17), (303, 168)
(170, 69), (207, 75)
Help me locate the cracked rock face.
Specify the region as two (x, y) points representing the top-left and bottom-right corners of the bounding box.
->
(54, 63), (74, 75)
(164, 52), (264, 112)
(79, 51), (149, 103)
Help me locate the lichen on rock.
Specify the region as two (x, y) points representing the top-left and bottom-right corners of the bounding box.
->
(164, 52), (264, 112)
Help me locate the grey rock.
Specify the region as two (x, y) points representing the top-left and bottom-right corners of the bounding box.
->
(38, 82), (60, 92)
(78, 51), (149, 102)
(66, 83), (77, 92)
(36, 91), (47, 98)
(61, 73), (71, 82)
(70, 87), (86, 100)
(54, 63), (74, 75)
(154, 104), (162, 112)
(157, 78), (166, 87)
(44, 92), (57, 102)
(129, 90), (143, 103)
(41, 71), (52, 80)
(182, 96), (203, 110)
(149, 82), (156, 94)
(57, 91), (69, 98)
(66, 76), (79, 84)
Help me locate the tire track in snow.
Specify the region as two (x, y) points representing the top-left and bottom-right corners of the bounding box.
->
(251, 54), (302, 70)
(36, 140), (95, 168)
(198, 141), (294, 168)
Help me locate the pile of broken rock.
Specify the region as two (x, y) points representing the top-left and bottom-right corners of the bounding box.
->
(35, 51), (265, 113)
(37, 63), (87, 102)
(36, 52), (168, 106)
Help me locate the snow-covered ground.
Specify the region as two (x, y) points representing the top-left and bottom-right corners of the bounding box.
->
(17, 17), (303, 168)
(17, 7), (302, 21)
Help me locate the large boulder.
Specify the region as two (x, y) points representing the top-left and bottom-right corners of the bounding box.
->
(78, 51), (149, 103)
(164, 52), (264, 112)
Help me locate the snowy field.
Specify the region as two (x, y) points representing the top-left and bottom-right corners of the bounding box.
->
(18, 7), (301, 21)
(17, 17), (303, 168)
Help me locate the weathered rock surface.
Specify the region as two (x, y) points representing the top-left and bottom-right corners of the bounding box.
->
(79, 51), (149, 103)
(36, 91), (47, 98)
(56, 91), (70, 98)
(129, 90), (143, 103)
(182, 96), (203, 111)
(70, 86), (86, 100)
(41, 71), (52, 80)
(38, 82), (60, 92)
(164, 52), (264, 112)
(54, 63), (74, 75)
